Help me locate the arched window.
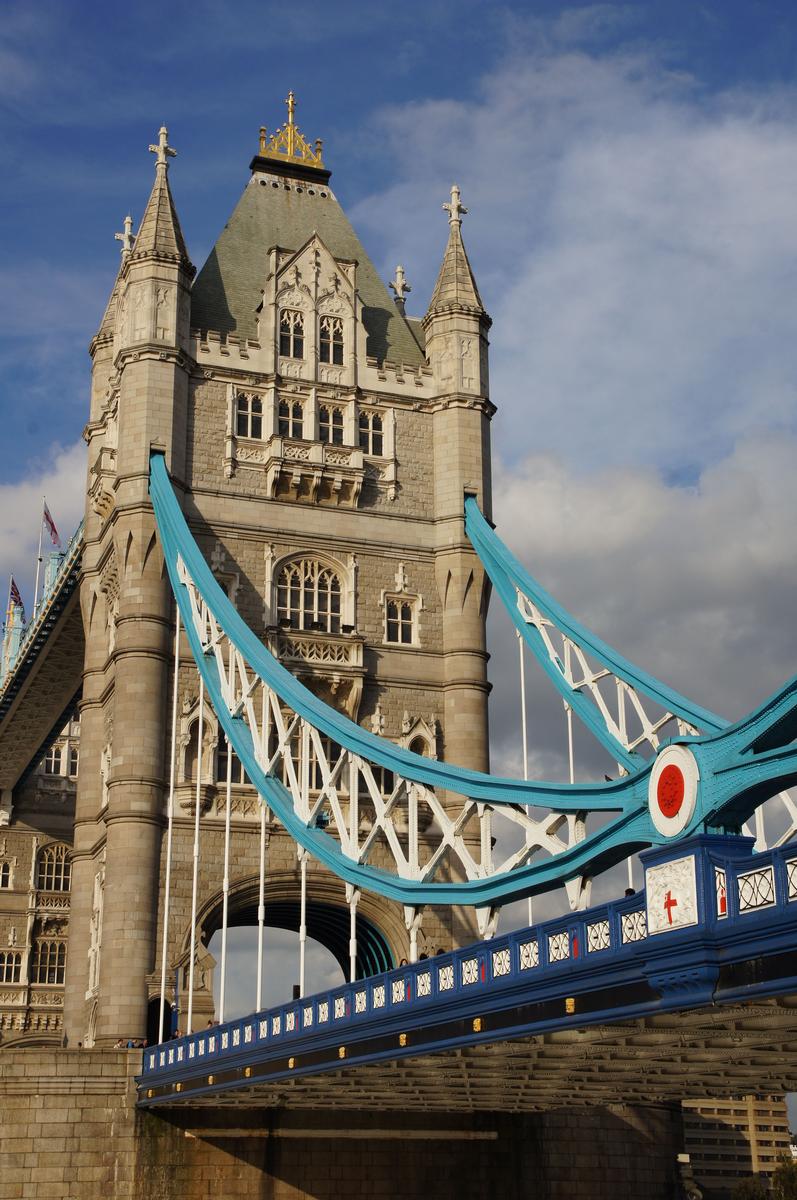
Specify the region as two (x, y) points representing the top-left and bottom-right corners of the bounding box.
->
(216, 734), (247, 785)
(68, 747), (79, 778)
(43, 745), (62, 776)
(319, 405), (344, 446)
(279, 310), (304, 359)
(278, 399), (304, 439)
(385, 600), (414, 645)
(358, 411), (384, 456)
(236, 394), (263, 439)
(0, 862), (10, 888)
(319, 315), (344, 365)
(0, 951), (21, 984)
(32, 940), (66, 985)
(276, 560), (342, 634)
(37, 844), (71, 892)
(408, 736), (429, 757)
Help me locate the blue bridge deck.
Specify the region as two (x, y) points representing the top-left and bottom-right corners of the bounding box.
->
(138, 836), (797, 1107)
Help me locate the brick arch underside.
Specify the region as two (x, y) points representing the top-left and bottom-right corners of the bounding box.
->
(197, 874), (399, 980)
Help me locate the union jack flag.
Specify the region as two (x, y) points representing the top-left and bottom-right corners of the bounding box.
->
(43, 503), (60, 547)
(9, 577), (22, 610)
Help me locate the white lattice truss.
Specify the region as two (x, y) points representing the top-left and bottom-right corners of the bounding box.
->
(516, 590), (701, 758)
(178, 557), (592, 924)
(516, 587), (797, 848)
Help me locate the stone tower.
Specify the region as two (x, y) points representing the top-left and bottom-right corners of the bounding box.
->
(64, 98), (493, 1046)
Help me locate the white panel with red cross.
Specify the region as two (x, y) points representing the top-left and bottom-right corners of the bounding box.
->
(645, 854), (700, 935)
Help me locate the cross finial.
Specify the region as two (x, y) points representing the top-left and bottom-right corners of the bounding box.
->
(442, 183), (467, 227)
(285, 91), (296, 126)
(389, 265), (412, 303)
(149, 125), (177, 170)
(114, 214), (135, 258)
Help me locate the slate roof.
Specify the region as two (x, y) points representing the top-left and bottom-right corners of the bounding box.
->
(190, 179), (425, 367)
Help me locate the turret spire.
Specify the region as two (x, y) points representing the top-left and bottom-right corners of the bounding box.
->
(425, 184), (486, 319)
(132, 125), (193, 272)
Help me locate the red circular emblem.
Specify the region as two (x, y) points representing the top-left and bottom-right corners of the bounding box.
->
(657, 764), (685, 818)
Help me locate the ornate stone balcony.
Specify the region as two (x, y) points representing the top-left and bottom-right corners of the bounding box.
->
(266, 627), (365, 719)
(236, 436), (365, 507)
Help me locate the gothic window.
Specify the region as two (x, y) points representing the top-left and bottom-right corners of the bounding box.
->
(68, 747), (79, 778)
(236, 394), (263, 439)
(278, 399), (304, 439)
(276, 560), (342, 634)
(43, 745), (62, 776)
(385, 599), (415, 645)
(358, 411), (384, 456)
(279, 310), (304, 359)
(319, 315), (344, 365)
(37, 843), (71, 892)
(408, 736), (430, 757)
(216, 734), (247, 785)
(185, 719), (200, 782)
(319, 405), (344, 446)
(0, 862), (10, 888)
(0, 951), (21, 983)
(32, 939), (66, 985)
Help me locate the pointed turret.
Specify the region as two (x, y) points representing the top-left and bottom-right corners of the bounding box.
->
(130, 127), (193, 271)
(424, 185), (493, 802)
(423, 185), (490, 398)
(426, 186), (485, 316)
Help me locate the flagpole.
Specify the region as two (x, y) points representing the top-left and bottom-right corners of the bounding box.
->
(2, 579), (11, 676)
(32, 498), (45, 620)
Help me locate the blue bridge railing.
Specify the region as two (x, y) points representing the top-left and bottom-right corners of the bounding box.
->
(139, 835), (797, 1104)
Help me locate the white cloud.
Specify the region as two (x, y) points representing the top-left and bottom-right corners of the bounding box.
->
(488, 434), (797, 784)
(353, 44), (797, 476)
(0, 440), (86, 613)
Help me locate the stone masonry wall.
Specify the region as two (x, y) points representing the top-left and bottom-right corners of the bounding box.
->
(0, 1049), (683, 1200)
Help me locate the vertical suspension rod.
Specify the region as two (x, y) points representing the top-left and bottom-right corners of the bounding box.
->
(158, 611), (181, 1043)
(518, 632), (533, 927)
(256, 685), (270, 1012)
(299, 852), (307, 998)
(219, 718), (233, 1023)
(348, 887), (358, 983)
(186, 674), (204, 1036)
(256, 804), (267, 1011)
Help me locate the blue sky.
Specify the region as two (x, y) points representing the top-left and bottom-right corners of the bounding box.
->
(3, 0), (797, 491)
(4, 0), (797, 1104)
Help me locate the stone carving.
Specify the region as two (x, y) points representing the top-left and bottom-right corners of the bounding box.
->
(155, 286), (172, 339)
(646, 855), (699, 935)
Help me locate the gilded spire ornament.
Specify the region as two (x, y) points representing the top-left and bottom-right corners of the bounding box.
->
(258, 92), (325, 168)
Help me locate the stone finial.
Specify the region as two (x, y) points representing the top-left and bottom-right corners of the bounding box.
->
(442, 184), (468, 227)
(389, 265), (412, 312)
(114, 214), (135, 258)
(149, 125), (177, 170)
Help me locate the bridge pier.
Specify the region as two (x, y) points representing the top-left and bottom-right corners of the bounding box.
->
(0, 1048), (684, 1199)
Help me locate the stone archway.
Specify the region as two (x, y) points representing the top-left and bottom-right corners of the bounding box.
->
(194, 869), (403, 983)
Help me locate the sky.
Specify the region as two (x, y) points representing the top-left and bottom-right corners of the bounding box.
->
(3, 0), (797, 1102)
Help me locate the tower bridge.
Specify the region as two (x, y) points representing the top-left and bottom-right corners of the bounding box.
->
(1, 96), (796, 1199)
